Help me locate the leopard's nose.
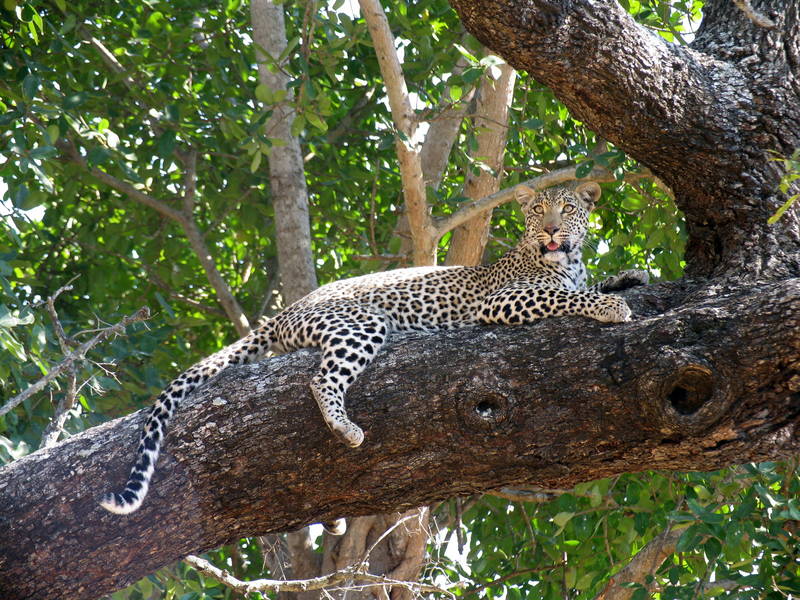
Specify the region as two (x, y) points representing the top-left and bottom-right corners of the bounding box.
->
(544, 224), (560, 234)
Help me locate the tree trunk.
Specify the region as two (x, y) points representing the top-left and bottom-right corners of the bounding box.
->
(1, 278), (798, 600)
(445, 60), (516, 266)
(251, 0), (318, 303)
(447, 0), (800, 279)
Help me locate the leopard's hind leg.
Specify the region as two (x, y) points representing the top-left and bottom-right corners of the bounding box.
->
(308, 308), (389, 447)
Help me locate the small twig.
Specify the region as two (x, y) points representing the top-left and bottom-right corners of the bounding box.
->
(45, 276), (80, 351)
(39, 366), (77, 449)
(39, 277), (82, 448)
(0, 307), (150, 419)
(182, 149), (198, 216)
(183, 554), (453, 596)
(350, 254), (410, 263)
(368, 159), (380, 257)
(455, 498), (465, 554)
(359, 513), (421, 568)
(461, 564), (567, 598)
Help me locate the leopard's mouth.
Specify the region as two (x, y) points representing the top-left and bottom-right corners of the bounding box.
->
(541, 240), (570, 254)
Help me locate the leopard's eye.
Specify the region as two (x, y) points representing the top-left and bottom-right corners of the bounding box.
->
(532, 204), (545, 215)
(562, 203), (576, 215)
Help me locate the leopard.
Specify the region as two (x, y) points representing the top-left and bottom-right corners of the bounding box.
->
(100, 181), (648, 515)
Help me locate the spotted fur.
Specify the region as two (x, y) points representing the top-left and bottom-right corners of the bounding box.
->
(100, 182), (647, 514)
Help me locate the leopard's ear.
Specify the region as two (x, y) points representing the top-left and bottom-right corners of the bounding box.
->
(514, 184), (538, 212)
(574, 182), (601, 211)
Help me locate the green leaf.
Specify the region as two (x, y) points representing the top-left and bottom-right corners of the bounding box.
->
(575, 160), (595, 179)
(278, 35), (300, 64)
(767, 194), (798, 224)
(87, 146), (110, 167)
(631, 587), (648, 600)
(676, 524), (699, 552)
(46, 124), (60, 144)
(453, 44), (478, 63)
(687, 498), (723, 524)
(704, 536), (722, 559)
(62, 92), (88, 109)
(22, 74), (40, 101)
(553, 511), (574, 529)
(291, 114), (305, 137)
(305, 111), (328, 133)
(250, 150), (262, 173)
(255, 83), (273, 104)
(521, 118), (544, 130)
(29, 145), (56, 159)
(156, 130), (177, 158)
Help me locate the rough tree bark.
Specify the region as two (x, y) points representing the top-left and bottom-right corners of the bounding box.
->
(447, 0), (800, 279)
(1, 279), (798, 599)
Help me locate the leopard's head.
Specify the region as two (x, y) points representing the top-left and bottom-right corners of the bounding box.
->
(515, 182), (600, 264)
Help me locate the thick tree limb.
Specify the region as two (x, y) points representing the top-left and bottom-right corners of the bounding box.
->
(447, 0), (800, 278)
(1, 279), (798, 600)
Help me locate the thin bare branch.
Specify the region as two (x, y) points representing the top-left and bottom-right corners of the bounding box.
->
(434, 166), (656, 237)
(44, 277), (80, 351)
(39, 366), (77, 449)
(56, 139), (186, 224)
(182, 149), (198, 215)
(39, 278), (82, 448)
(358, 513), (422, 568)
(0, 307), (150, 420)
(183, 554), (453, 596)
(58, 139), (250, 334)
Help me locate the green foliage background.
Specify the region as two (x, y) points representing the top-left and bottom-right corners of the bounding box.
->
(0, 0), (797, 597)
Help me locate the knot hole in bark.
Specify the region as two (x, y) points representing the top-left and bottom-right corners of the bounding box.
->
(665, 365), (714, 415)
(639, 358), (729, 435)
(458, 387), (513, 434)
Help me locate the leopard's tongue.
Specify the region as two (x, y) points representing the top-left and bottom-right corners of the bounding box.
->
(546, 242), (560, 251)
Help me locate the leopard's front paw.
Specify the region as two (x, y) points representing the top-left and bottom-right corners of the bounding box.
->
(331, 420), (365, 448)
(595, 295), (632, 323)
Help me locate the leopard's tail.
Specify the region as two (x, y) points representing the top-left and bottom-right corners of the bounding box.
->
(100, 320), (276, 514)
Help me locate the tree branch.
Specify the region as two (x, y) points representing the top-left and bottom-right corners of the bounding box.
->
(250, 0), (318, 303)
(595, 527), (683, 600)
(434, 166), (652, 237)
(445, 59), (516, 266)
(358, 0), (436, 265)
(58, 140), (250, 334)
(0, 307), (150, 420)
(183, 554), (452, 596)
(1, 278), (798, 599)
(446, 0), (800, 279)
